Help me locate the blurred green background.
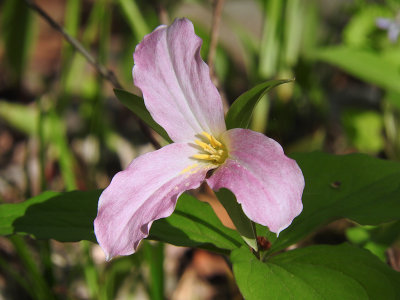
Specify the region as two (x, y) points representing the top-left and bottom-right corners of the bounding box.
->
(0, 0), (399, 299)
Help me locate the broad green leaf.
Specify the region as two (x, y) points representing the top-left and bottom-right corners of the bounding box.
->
(231, 244), (400, 300)
(0, 190), (242, 254)
(271, 152), (400, 252)
(149, 193), (243, 254)
(0, 190), (100, 242)
(315, 46), (400, 94)
(113, 89), (172, 143)
(225, 79), (293, 130)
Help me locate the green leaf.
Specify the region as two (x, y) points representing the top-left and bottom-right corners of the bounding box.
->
(143, 242), (165, 300)
(315, 46), (400, 94)
(0, 190), (242, 254)
(113, 89), (172, 143)
(149, 193), (243, 254)
(232, 244), (400, 300)
(2, 0), (35, 85)
(0, 100), (77, 190)
(215, 188), (258, 251)
(342, 109), (384, 154)
(259, 0), (283, 77)
(347, 221), (400, 261)
(0, 190), (100, 242)
(117, 0), (149, 40)
(0, 100), (39, 136)
(225, 80), (293, 130)
(343, 5), (390, 48)
(271, 152), (400, 252)
(47, 109), (77, 190)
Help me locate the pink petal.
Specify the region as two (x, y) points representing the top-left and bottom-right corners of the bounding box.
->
(376, 18), (391, 30)
(207, 129), (304, 235)
(133, 18), (226, 143)
(94, 143), (212, 260)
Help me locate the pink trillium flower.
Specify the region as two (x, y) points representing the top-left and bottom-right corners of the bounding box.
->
(94, 18), (304, 260)
(376, 16), (400, 43)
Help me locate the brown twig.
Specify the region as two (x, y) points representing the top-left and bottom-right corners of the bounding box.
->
(24, 0), (122, 89)
(207, 0), (229, 112)
(156, 3), (170, 25)
(208, 0), (225, 77)
(24, 0), (161, 149)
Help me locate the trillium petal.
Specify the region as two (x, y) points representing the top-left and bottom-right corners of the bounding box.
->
(94, 143), (212, 260)
(207, 129), (304, 235)
(133, 18), (226, 143)
(376, 18), (391, 30)
(388, 25), (400, 43)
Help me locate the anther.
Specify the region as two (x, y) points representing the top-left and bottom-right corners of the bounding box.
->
(192, 132), (227, 165)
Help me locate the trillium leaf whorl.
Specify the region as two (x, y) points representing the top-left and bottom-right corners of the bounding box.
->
(94, 18), (305, 259)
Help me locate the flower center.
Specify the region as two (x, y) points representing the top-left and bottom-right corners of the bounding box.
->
(192, 132), (227, 165)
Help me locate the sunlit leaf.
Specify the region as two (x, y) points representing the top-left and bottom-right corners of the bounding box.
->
(232, 244), (400, 299)
(117, 0), (149, 40)
(342, 109), (384, 154)
(315, 46), (400, 94)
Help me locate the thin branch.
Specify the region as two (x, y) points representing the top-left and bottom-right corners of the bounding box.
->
(207, 0), (229, 112)
(24, 0), (122, 89)
(207, 0), (225, 77)
(24, 0), (161, 149)
(155, 3), (170, 25)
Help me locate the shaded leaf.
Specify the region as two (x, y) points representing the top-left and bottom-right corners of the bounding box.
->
(271, 152), (400, 252)
(215, 188), (258, 251)
(2, 0), (34, 84)
(149, 193), (243, 254)
(0, 190), (242, 254)
(225, 80), (292, 130)
(114, 89), (172, 142)
(0, 190), (100, 242)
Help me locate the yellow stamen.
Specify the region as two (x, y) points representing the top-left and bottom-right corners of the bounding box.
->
(194, 140), (216, 154)
(192, 132), (227, 165)
(210, 135), (222, 148)
(193, 154), (214, 160)
(201, 131), (222, 148)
